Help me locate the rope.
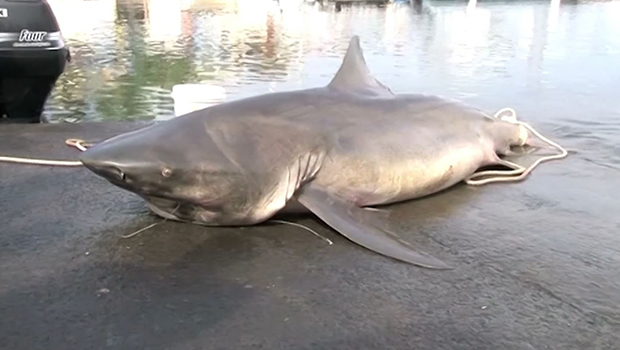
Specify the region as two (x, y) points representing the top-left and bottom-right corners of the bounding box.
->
(0, 138), (90, 167)
(269, 219), (333, 245)
(120, 204), (180, 239)
(465, 108), (568, 186)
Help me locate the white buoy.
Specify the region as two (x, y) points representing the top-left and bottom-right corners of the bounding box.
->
(170, 84), (227, 117)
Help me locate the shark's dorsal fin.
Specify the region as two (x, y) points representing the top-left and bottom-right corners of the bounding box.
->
(327, 36), (394, 97)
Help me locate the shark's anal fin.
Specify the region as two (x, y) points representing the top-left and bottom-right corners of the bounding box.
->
(295, 183), (451, 269)
(327, 36), (394, 98)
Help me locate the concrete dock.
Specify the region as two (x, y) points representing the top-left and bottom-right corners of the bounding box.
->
(1, 122), (619, 349)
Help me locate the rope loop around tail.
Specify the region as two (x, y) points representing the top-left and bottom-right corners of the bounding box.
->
(465, 108), (568, 186)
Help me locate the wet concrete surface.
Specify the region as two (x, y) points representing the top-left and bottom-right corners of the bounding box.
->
(1, 122), (619, 350)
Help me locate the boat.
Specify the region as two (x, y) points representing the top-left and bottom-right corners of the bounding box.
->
(0, 0), (70, 123)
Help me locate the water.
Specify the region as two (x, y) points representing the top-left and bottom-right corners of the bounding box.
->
(44, 0), (620, 168)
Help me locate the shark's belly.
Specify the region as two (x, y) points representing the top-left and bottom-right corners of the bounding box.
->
(314, 136), (492, 207)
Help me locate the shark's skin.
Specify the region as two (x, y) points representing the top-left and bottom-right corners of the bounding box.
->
(80, 36), (533, 269)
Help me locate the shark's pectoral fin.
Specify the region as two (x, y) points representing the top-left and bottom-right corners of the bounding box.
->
(295, 183), (451, 269)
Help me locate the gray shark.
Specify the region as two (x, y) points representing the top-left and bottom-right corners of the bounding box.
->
(80, 36), (536, 269)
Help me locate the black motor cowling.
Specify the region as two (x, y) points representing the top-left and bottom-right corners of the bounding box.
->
(0, 0), (70, 123)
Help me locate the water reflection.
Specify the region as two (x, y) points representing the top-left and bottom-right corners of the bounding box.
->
(43, 0), (620, 134)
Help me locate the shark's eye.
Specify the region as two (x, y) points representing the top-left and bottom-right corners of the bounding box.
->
(161, 167), (173, 178)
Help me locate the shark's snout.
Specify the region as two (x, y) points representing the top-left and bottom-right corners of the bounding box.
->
(80, 149), (127, 182)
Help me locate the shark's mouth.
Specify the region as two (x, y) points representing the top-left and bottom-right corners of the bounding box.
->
(142, 195), (221, 224)
(143, 196), (182, 221)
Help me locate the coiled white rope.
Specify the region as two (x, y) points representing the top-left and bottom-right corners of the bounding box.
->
(465, 108), (568, 186)
(0, 138), (89, 166)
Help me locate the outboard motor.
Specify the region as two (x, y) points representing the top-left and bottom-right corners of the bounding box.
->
(0, 0), (70, 123)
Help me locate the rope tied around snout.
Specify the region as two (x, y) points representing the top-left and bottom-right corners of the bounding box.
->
(464, 108), (568, 186)
(0, 138), (91, 166)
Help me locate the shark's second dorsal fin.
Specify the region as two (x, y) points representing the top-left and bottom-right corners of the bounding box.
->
(327, 36), (393, 97)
